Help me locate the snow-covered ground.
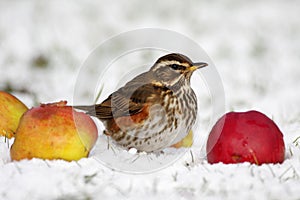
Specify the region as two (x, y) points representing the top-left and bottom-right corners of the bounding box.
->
(1, 1), (300, 199)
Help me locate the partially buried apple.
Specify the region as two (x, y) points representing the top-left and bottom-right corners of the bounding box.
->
(10, 101), (98, 161)
(206, 110), (285, 165)
(0, 91), (28, 138)
(171, 130), (193, 148)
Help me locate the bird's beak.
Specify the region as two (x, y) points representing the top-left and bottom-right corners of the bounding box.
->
(188, 62), (208, 72)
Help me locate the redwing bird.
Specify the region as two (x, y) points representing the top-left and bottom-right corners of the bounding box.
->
(75, 53), (207, 152)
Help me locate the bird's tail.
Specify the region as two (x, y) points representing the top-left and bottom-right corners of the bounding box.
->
(73, 105), (96, 117)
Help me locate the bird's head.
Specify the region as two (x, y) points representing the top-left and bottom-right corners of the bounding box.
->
(150, 53), (208, 87)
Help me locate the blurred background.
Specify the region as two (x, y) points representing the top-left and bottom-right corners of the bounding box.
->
(1, 0), (299, 112)
(1, 0), (300, 137)
(1, 1), (300, 199)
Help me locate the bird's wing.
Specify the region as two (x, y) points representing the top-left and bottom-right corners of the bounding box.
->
(95, 72), (166, 119)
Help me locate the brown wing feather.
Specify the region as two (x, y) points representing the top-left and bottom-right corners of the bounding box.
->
(95, 71), (162, 119)
(94, 92), (143, 119)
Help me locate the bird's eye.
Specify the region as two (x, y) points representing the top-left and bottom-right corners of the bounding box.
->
(170, 64), (185, 71)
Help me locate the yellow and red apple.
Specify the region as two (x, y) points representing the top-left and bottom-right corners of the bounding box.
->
(10, 101), (98, 161)
(0, 91), (28, 138)
(171, 130), (193, 148)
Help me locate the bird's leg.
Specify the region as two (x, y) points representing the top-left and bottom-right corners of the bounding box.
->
(103, 129), (112, 136)
(103, 130), (114, 150)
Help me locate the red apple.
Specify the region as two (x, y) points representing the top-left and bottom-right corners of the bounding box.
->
(206, 110), (285, 165)
(10, 101), (98, 161)
(0, 91), (28, 138)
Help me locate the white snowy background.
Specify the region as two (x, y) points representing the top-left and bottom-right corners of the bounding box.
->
(1, 0), (300, 199)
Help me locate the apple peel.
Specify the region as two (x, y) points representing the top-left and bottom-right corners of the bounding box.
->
(10, 101), (98, 161)
(0, 91), (28, 139)
(206, 110), (285, 165)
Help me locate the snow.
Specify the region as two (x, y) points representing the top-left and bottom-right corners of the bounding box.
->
(1, 1), (300, 199)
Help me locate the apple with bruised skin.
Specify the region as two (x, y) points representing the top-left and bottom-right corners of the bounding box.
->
(206, 110), (285, 165)
(0, 91), (28, 138)
(10, 101), (98, 161)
